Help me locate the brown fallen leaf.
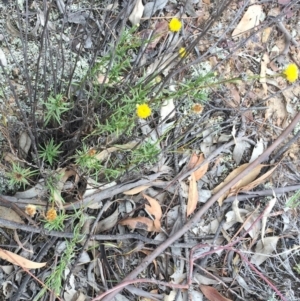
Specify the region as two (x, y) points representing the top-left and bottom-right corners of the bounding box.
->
(143, 194), (162, 232)
(239, 165), (277, 192)
(120, 217), (159, 232)
(143, 194), (162, 221)
(200, 285), (233, 301)
(232, 5), (263, 37)
(123, 185), (150, 195)
(193, 153), (209, 181)
(187, 173), (198, 217)
(213, 163), (264, 205)
(0, 248), (46, 269)
(187, 153), (199, 170)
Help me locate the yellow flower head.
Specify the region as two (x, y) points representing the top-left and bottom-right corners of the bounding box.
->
(136, 104), (151, 119)
(25, 204), (37, 217)
(283, 63), (298, 83)
(169, 18), (182, 32)
(46, 208), (57, 221)
(179, 47), (187, 58)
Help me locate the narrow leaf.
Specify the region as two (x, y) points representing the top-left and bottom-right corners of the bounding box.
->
(261, 198), (276, 244)
(0, 248), (46, 269)
(123, 185), (150, 195)
(187, 173), (198, 217)
(193, 153), (209, 181)
(200, 285), (233, 301)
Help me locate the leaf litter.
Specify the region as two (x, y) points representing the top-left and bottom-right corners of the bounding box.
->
(0, 0), (300, 300)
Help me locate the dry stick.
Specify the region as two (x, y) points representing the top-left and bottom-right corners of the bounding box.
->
(96, 111), (300, 301)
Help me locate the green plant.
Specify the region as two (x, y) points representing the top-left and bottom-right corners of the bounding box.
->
(34, 209), (86, 300)
(7, 163), (36, 189)
(294, 263), (300, 275)
(74, 144), (102, 179)
(39, 138), (62, 166)
(131, 140), (160, 165)
(43, 208), (67, 232)
(43, 94), (71, 125)
(285, 190), (300, 208)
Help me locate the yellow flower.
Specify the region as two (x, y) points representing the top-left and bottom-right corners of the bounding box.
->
(179, 47), (187, 58)
(136, 104), (151, 119)
(169, 18), (182, 32)
(25, 204), (37, 217)
(46, 208), (57, 221)
(283, 63), (298, 83)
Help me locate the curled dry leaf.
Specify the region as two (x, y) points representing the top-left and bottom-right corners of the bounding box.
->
(143, 194), (162, 221)
(200, 285), (233, 301)
(96, 208), (119, 233)
(250, 236), (279, 266)
(187, 173), (198, 217)
(0, 248), (46, 269)
(119, 216), (160, 232)
(143, 194), (162, 231)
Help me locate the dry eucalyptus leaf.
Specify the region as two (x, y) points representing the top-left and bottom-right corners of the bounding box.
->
(19, 131), (31, 158)
(250, 236), (279, 266)
(193, 153), (209, 181)
(129, 0), (144, 26)
(96, 208), (119, 233)
(213, 163), (264, 205)
(233, 141), (249, 165)
(232, 5), (263, 37)
(200, 285), (233, 301)
(0, 248), (46, 269)
(249, 138), (265, 162)
(119, 217), (158, 232)
(187, 173), (198, 217)
(143, 194), (162, 221)
(123, 185), (150, 195)
(261, 198), (276, 245)
(160, 98), (175, 121)
(239, 165), (277, 192)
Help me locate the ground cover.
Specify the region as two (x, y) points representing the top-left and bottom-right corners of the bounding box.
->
(0, 0), (300, 300)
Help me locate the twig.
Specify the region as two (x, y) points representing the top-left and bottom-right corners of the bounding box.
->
(224, 184), (300, 203)
(98, 111), (300, 301)
(91, 278), (188, 301)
